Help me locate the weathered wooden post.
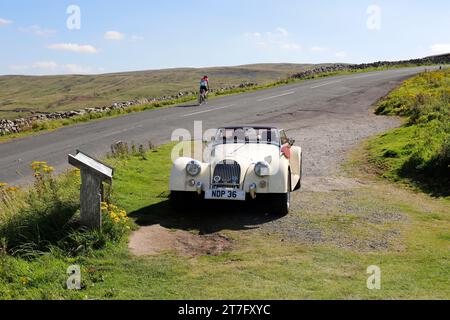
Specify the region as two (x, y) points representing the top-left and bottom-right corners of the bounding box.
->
(68, 150), (114, 230)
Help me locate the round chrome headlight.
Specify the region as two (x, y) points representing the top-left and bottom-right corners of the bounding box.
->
(186, 160), (202, 177)
(254, 161), (270, 177)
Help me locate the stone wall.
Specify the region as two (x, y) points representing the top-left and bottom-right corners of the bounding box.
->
(290, 54), (450, 79)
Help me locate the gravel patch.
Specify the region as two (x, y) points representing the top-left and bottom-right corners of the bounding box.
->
(253, 91), (409, 251)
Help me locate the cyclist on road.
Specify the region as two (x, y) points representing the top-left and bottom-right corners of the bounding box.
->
(200, 75), (209, 93)
(199, 75), (210, 105)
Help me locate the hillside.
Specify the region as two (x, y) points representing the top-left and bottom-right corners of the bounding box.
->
(0, 63), (312, 119)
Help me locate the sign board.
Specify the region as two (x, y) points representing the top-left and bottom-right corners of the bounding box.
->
(69, 150), (114, 183)
(68, 150), (114, 230)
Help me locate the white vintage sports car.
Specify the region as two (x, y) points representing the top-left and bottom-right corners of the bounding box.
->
(170, 126), (303, 215)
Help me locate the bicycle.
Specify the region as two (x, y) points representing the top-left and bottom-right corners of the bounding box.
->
(198, 89), (208, 105)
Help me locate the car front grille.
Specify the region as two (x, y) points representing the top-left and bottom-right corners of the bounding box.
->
(212, 161), (241, 188)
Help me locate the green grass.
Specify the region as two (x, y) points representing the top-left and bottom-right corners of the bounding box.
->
(368, 69), (450, 197)
(1, 143), (449, 299)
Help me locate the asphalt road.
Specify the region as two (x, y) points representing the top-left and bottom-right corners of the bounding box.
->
(0, 67), (430, 185)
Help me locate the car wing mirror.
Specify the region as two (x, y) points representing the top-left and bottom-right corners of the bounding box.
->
(288, 138), (296, 147)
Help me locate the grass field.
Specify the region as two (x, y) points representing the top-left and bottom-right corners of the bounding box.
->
(367, 69), (450, 197)
(1, 143), (448, 299)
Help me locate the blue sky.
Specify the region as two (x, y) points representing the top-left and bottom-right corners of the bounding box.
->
(0, 0), (449, 75)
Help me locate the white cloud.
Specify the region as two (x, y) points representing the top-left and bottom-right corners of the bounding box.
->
(276, 27), (289, 37)
(335, 51), (348, 59)
(244, 27), (301, 51)
(430, 43), (450, 55)
(311, 46), (328, 53)
(9, 61), (58, 73)
(282, 43), (301, 50)
(20, 25), (56, 37)
(131, 35), (145, 42)
(244, 32), (261, 38)
(9, 61), (93, 75)
(48, 43), (98, 54)
(104, 31), (125, 41)
(255, 41), (268, 48)
(0, 18), (12, 26)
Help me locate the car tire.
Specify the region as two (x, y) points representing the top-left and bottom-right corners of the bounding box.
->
(170, 191), (187, 210)
(271, 174), (291, 216)
(272, 192), (290, 216)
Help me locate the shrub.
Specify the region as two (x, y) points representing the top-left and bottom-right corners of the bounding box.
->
(110, 141), (130, 158)
(101, 202), (130, 242)
(0, 162), (131, 258)
(0, 163), (80, 257)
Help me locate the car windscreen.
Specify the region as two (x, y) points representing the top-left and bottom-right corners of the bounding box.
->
(214, 128), (280, 146)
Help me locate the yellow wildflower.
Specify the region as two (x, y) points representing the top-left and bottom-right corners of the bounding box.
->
(113, 217), (121, 224)
(108, 204), (118, 211)
(19, 277), (29, 285)
(0, 182), (7, 189)
(119, 210), (127, 218)
(101, 202), (109, 210)
(31, 161), (47, 171)
(43, 165), (54, 174)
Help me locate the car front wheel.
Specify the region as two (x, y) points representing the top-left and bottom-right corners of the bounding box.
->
(271, 173), (291, 216)
(272, 192), (290, 216)
(170, 191), (192, 210)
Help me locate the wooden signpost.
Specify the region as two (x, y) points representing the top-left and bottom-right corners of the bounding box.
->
(68, 151), (114, 230)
